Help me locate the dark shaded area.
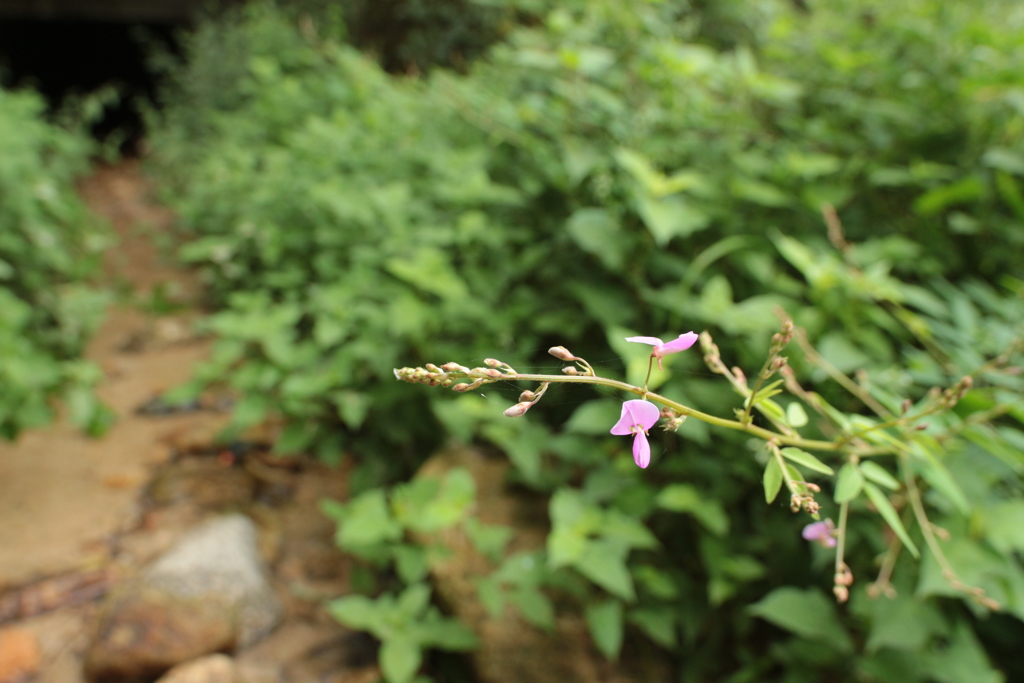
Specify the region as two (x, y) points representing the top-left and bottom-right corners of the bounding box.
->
(0, 20), (178, 152)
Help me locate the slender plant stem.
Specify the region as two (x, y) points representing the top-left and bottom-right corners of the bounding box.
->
(504, 372), (845, 451)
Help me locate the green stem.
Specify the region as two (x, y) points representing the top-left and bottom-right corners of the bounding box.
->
(503, 372), (846, 452)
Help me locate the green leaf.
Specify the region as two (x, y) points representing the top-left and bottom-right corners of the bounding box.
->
(394, 545), (430, 584)
(780, 448), (834, 475)
(566, 208), (625, 269)
(628, 606), (676, 649)
(464, 518), (513, 562)
(786, 402), (809, 427)
(418, 614), (479, 651)
(396, 583), (432, 620)
(834, 463), (864, 503)
(763, 457), (783, 504)
(748, 587), (853, 652)
(863, 482), (919, 559)
(564, 400), (623, 435)
(859, 461), (900, 491)
(574, 540), (636, 601)
(983, 500), (1024, 554)
(328, 594), (385, 633)
(476, 576), (504, 618)
(337, 489), (403, 548)
(585, 599), (624, 660)
(636, 195), (710, 244)
(913, 439), (971, 514)
(380, 632), (422, 683)
(656, 484), (729, 535)
(385, 247), (468, 301)
(513, 585), (555, 631)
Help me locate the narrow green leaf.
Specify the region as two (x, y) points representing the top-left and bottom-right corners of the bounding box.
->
(780, 448), (834, 475)
(757, 398), (787, 422)
(585, 599), (624, 660)
(863, 482), (920, 559)
(751, 379), (785, 403)
(763, 457), (783, 504)
(859, 461), (900, 491)
(834, 463), (864, 503)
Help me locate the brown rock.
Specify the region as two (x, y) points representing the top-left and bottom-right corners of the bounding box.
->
(0, 627), (40, 683)
(153, 654), (237, 683)
(84, 586), (236, 680)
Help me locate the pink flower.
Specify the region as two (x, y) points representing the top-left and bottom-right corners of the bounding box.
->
(610, 399), (661, 468)
(626, 332), (699, 370)
(802, 520), (837, 548)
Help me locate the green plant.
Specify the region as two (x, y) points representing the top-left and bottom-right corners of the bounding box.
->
(0, 85), (111, 438)
(149, 0), (1024, 679)
(322, 468), (502, 682)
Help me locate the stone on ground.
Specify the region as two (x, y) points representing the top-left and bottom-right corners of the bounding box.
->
(85, 514), (281, 680)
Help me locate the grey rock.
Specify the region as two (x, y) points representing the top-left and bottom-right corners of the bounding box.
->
(145, 514), (281, 647)
(85, 514), (281, 680)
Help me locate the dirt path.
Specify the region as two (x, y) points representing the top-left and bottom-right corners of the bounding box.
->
(0, 160), (216, 588)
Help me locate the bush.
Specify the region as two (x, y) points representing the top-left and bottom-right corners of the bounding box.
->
(149, 1), (1024, 680)
(0, 86), (110, 438)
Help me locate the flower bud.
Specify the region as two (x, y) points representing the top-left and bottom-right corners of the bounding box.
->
(425, 363), (442, 373)
(562, 366), (579, 375)
(503, 402), (533, 418)
(485, 358), (502, 368)
(519, 390), (537, 402)
(548, 346), (578, 361)
(441, 362), (470, 373)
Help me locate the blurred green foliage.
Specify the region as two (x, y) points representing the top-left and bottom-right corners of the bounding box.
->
(148, 0), (1024, 680)
(0, 86), (111, 438)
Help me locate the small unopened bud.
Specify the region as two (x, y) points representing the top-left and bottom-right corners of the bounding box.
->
(915, 423), (929, 431)
(485, 358), (502, 368)
(519, 390), (537, 402)
(732, 367), (747, 384)
(699, 331), (717, 355)
(452, 379), (483, 392)
(901, 399), (912, 414)
(503, 402), (533, 418)
(440, 362), (470, 373)
(425, 363), (442, 373)
(562, 367), (579, 375)
(772, 356), (788, 371)
(548, 346), (578, 361)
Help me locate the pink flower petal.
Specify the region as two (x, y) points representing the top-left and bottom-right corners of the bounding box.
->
(632, 432), (651, 468)
(625, 336), (665, 347)
(802, 520), (837, 548)
(627, 399), (661, 429)
(658, 332), (699, 355)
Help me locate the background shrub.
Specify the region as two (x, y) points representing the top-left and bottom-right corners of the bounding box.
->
(148, 1), (1024, 679)
(0, 85), (110, 438)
